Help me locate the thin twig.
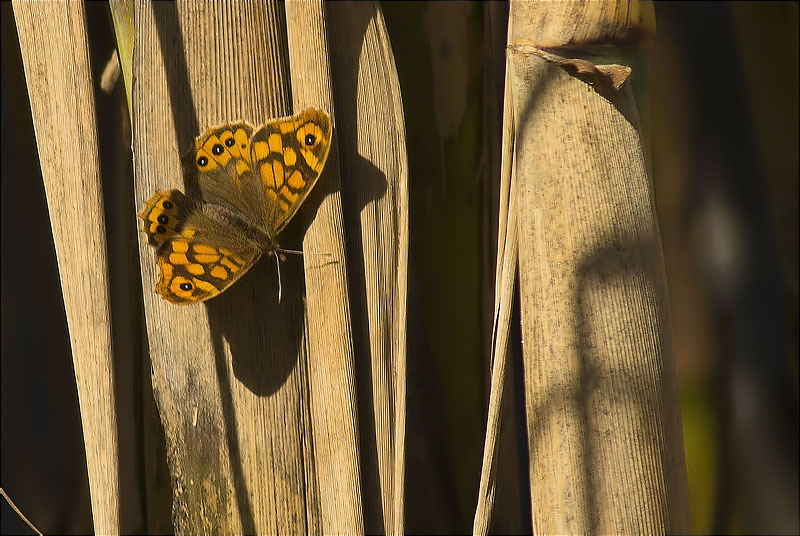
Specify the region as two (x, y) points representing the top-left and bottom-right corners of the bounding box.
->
(1, 487), (43, 536)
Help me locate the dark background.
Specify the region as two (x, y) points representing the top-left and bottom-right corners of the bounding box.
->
(2, 2), (797, 534)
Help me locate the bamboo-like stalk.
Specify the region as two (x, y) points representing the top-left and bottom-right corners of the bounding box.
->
(12, 2), (120, 534)
(285, 3), (409, 533)
(133, 1), (406, 532)
(506, 0), (689, 532)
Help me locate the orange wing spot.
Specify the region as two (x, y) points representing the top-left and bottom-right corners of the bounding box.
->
(193, 278), (217, 293)
(222, 128), (250, 160)
(283, 147), (297, 167)
(187, 263), (205, 275)
(209, 266), (228, 279)
(301, 149), (319, 170)
(181, 229), (196, 238)
(195, 148), (219, 170)
(278, 198), (289, 211)
(268, 133), (283, 154)
(267, 189), (278, 201)
(172, 240), (189, 253)
(147, 207), (166, 225)
(202, 135), (221, 151)
(279, 119), (297, 134)
(287, 169), (305, 190)
(295, 124), (307, 145)
(280, 185), (298, 204)
(260, 162), (276, 189)
(253, 140), (269, 161)
(216, 151), (232, 166)
(234, 128), (250, 154)
(210, 265), (228, 279)
(202, 135), (232, 166)
(193, 244), (217, 255)
(158, 257), (174, 277)
(169, 252), (190, 265)
(235, 159), (251, 177)
(220, 257), (241, 272)
(194, 254), (221, 263)
(272, 160), (285, 189)
(219, 248), (233, 256)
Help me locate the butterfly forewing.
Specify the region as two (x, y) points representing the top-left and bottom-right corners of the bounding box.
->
(250, 108), (332, 234)
(183, 121), (269, 229)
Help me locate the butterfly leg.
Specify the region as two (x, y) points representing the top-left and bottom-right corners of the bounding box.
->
(276, 247), (304, 258)
(273, 250), (283, 303)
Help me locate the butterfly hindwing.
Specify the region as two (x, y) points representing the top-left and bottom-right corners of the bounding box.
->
(139, 190), (262, 304)
(155, 234), (261, 304)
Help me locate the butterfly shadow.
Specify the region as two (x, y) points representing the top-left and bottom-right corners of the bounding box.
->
(204, 244), (307, 398)
(195, 207), (307, 536)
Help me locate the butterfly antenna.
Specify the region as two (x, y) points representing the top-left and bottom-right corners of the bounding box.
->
(276, 247), (304, 256)
(274, 251), (283, 303)
(279, 247), (334, 261)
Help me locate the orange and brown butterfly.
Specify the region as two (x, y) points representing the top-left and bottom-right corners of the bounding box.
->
(138, 107), (332, 304)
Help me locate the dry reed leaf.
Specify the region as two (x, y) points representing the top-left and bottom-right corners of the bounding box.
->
(13, 2), (120, 533)
(323, 4), (410, 533)
(473, 57), (519, 535)
(100, 49), (121, 94)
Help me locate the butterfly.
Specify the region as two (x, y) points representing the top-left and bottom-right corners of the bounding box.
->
(138, 107), (333, 304)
